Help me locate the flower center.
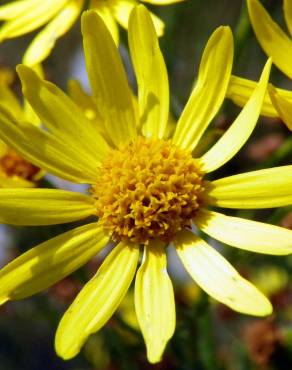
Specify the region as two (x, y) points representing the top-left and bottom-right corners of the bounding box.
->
(0, 149), (40, 181)
(92, 138), (204, 244)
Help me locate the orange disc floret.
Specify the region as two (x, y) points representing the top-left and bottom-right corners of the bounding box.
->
(0, 149), (40, 181)
(92, 138), (204, 244)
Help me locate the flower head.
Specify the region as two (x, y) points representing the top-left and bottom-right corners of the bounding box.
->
(0, 6), (291, 364)
(0, 0), (183, 66)
(227, 0), (292, 130)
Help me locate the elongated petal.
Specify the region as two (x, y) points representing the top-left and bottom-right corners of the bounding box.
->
(17, 65), (109, 163)
(198, 59), (271, 173)
(90, 0), (119, 44)
(269, 84), (292, 130)
(0, 223), (109, 305)
(55, 242), (139, 360)
(0, 188), (95, 225)
(82, 10), (137, 148)
(111, 0), (164, 36)
(284, 0), (292, 36)
(129, 5), (169, 140)
(0, 0), (68, 40)
(248, 0), (292, 78)
(135, 243), (175, 363)
(0, 105), (98, 183)
(207, 166), (292, 208)
(23, 0), (84, 66)
(172, 27), (233, 151)
(196, 209), (292, 255)
(0, 85), (23, 120)
(175, 231), (272, 316)
(227, 75), (276, 117)
(0, 0), (42, 20)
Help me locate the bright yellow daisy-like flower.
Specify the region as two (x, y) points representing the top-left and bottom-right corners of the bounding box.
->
(0, 6), (292, 364)
(0, 0), (183, 66)
(0, 66), (42, 187)
(227, 0), (292, 130)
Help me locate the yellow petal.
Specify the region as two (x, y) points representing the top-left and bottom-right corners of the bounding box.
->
(55, 242), (139, 360)
(23, 0), (84, 66)
(0, 0), (42, 20)
(196, 209), (292, 255)
(17, 65), (109, 164)
(0, 0), (68, 40)
(175, 231), (272, 316)
(172, 26), (233, 151)
(111, 0), (164, 36)
(247, 0), (292, 78)
(227, 76), (292, 130)
(227, 75), (277, 117)
(269, 84), (292, 130)
(0, 188), (95, 225)
(207, 165), (292, 209)
(129, 5), (169, 140)
(0, 105), (97, 183)
(284, 0), (292, 36)
(90, 0), (119, 44)
(22, 64), (44, 125)
(0, 84), (23, 121)
(198, 58), (271, 173)
(0, 223), (109, 305)
(135, 243), (175, 363)
(23, 99), (41, 126)
(81, 10), (137, 148)
(0, 173), (34, 188)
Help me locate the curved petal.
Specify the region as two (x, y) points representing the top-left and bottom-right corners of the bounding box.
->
(23, 0), (85, 66)
(81, 10), (137, 148)
(90, 0), (119, 44)
(207, 165), (292, 209)
(269, 84), (292, 130)
(0, 188), (95, 225)
(196, 209), (292, 255)
(0, 223), (109, 305)
(227, 75), (278, 118)
(55, 242), (139, 360)
(172, 26), (233, 151)
(0, 0), (68, 40)
(284, 0), (292, 36)
(17, 65), (109, 163)
(0, 105), (98, 184)
(247, 0), (292, 78)
(129, 5), (169, 140)
(174, 231), (272, 316)
(198, 58), (271, 173)
(135, 243), (175, 363)
(110, 0), (164, 36)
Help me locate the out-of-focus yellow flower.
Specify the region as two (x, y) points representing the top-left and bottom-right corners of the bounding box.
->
(0, 66), (42, 187)
(0, 6), (291, 364)
(251, 266), (289, 297)
(0, 0), (183, 66)
(226, 0), (292, 130)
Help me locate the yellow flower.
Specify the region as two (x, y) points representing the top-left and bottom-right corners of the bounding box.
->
(0, 0), (183, 66)
(227, 0), (292, 130)
(0, 6), (291, 364)
(0, 66), (42, 187)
